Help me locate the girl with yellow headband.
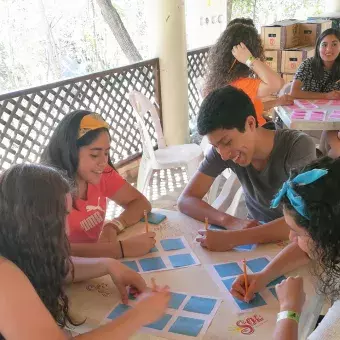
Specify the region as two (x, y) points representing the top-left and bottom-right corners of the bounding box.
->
(231, 156), (340, 339)
(41, 110), (155, 258)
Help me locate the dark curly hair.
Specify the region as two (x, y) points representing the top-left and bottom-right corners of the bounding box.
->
(0, 163), (74, 327)
(41, 110), (116, 183)
(281, 156), (340, 300)
(228, 17), (255, 27)
(203, 23), (265, 96)
(197, 86), (257, 136)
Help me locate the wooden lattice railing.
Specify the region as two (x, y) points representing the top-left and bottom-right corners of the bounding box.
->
(0, 47), (210, 173)
(187, 46), (209, 125)
(0, 59), (161, 170)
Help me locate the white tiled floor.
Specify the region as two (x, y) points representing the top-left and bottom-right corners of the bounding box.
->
(106, 167), (189, 220)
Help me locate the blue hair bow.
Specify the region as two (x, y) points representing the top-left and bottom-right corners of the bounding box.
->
(271, 169), (328, 220)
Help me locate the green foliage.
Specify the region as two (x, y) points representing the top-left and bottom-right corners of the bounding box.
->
(230, 0), (324, 28)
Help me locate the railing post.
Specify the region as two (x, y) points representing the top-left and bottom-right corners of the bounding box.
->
(151, 0), (189, 145)
(153, 59), (163, 126)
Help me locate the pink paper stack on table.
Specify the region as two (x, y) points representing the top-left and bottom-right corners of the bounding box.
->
(309, 110), (326, 121)
(328, 110), (340, 121)
(314, 99), (331, 105)
(302, 103), (318, 109)
(294, 100), (318, 109)
(330, 100), (340, 106)
(291, 109), (307, 120)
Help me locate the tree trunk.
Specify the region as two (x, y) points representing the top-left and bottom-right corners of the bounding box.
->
(226, 0), (233, 25)
(38, 0), (62, 81)
(252, 0), (257, 24)
(95, 0), (142, 63)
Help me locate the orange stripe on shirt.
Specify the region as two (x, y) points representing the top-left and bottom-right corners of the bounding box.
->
(231, 78), (266, 126)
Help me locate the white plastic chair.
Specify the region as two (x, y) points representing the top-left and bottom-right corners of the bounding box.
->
(278, 82), (292, 96)
(129, 91), (203, 196)
(200, 135), (233, 204)
(210, 171), (245, 219)
(199, 141), (244, 218)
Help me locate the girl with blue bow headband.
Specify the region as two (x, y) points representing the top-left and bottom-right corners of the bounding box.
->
(230, 156), (340, 340)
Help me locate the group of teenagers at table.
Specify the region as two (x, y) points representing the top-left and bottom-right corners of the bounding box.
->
(1, 17), (340, 340)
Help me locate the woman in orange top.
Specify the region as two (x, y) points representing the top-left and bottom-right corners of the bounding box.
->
(203, 23), (288, 126)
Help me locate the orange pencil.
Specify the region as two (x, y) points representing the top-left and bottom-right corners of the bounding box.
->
(144, 210), (149, 233)
(204, 217), (208, 230)
(151, 277), (157, 291)
(243, 258), (249, 296)
(228, 58), (237, 73)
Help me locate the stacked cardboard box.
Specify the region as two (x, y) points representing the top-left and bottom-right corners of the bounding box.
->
(308, 12), (340, 30)
(261, 19), (332, 83)
(299, 20), (333, 45)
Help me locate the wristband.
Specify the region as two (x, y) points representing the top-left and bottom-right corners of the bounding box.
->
(245, 55), (256, 69)
(110, 218), (125, 232)
(277, 310), (300, 324)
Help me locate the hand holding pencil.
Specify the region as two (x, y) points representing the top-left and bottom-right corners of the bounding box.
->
(205, 217), (209, 231)
(144, 210), (149, 233)
(242, 258), (249, 296)
(230, 271), (269, 303)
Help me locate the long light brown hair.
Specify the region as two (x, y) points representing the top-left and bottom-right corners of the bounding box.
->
(0, 163), (74, 327)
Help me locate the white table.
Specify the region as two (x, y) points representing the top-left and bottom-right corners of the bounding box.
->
(276, 101), (340, 130)
(66, 209), (323, 340)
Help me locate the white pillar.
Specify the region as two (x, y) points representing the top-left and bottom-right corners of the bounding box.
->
(152, 0), (189, 145)
(325, 0), (340, 12)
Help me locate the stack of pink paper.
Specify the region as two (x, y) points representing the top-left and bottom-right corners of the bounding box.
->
(294, 100), (319, 109)
(309, 110), (325, 121)
(328, 110), (340, 121)
(314, 99), (331, 105)
(291, 109), (307, 120)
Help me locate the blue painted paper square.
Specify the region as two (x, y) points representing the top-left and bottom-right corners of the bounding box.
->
(214, 262), (243, 278)
(208, 224), (225, 231)
(149, 246), (159, 253)
(145, 314), (172, 330)
(269, 287), (278, 299)
(222, 278), (267, 309)
(267, 275), (286, 287)
(246, 257), (269, 273)
(121, 260), (139, 272)
(222, 277), (236, 291)
(140, 257), (166, 271)
(169, 292), (187, 309)
(169, 253), (195, 268)
(234, 244), (255, 251)
(107, 304), (131, 320)
(161, 238), (185, 251)
(169, 316), (205, 337)
(234, 293), (267, 310)
(183, 296), (217, 315)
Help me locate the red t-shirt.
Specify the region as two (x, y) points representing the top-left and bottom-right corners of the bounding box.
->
(68, 167), (126, 243)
